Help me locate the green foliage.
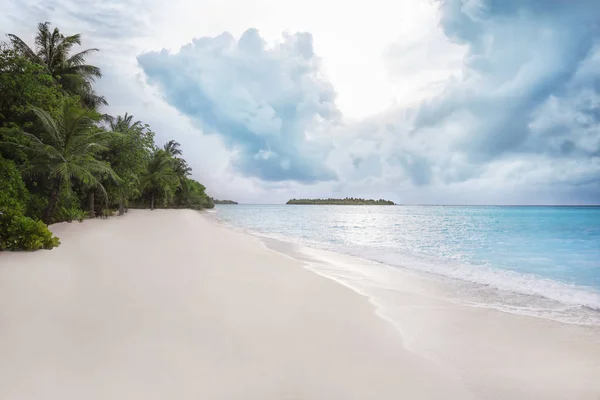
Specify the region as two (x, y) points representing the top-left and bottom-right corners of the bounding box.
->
(0, 44), (64, 133)
(7, 101), (119, 222)
(0, 22), (218, 251)
(0, 210), (60, 250)
(177, 178), (214, 209)
(26, 192), (48, 221)
(213, 199), (238, 204)
(139, 149), (179, 209)
(286, 198), (396, 205)
(0, 156), (59, 250)
(100, 208), (116, 218)
(104, 113), (155, 210)
(0, 156), (29, 214)
(0, 44), (64, 170)
(8, 22), (107, 109)
(57, 206), (86, 223)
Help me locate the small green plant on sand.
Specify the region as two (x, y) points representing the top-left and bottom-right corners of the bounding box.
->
(0, 210), (60, 251)
(100, 208), (116, 219)
(57, 206), (86, 223)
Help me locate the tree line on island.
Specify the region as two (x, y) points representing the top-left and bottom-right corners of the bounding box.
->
(287, 198), (395, 205)
(0, 22), (214, 251)
(213, 199), (238, 205)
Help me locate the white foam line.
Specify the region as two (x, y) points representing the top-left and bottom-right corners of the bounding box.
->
(214, 214), (600, 326)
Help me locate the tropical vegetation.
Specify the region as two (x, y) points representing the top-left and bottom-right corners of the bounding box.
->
(213, 199), (238, 205)
(286, 198), (395, 205)
(0, 22), (214, 251)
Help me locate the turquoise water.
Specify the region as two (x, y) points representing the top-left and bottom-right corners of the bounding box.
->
(215, 205), (600, 323)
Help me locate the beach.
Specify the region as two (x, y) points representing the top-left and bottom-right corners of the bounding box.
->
(0, 209), (599, 399)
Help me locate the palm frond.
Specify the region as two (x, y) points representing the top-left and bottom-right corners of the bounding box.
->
(63, 64), (102, 80)
(7, 34), (38, 62)
(34, 22), (51, 57)
(30, 106), (62, 148)
(54, 33), (82, 64)
(164, 140), (183, 156)
(66, 49), (99, 67)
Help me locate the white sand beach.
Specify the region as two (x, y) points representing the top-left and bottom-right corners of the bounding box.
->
(1, 209), (599, 399)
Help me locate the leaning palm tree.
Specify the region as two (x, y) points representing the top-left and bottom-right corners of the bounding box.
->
(8, 22), (107, 108)
(2, 103), (118, 223)
(139, 150), (179, 210)
(163, 140), (183, 157)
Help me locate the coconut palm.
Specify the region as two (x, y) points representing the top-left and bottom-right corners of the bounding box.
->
(8, 22), (107, 109)
(4, 102), (118, 223)
(139, 150), (179, 210)
(108, 113), (142, 133)
(163, 140), (183, 157)
(105, 113), (152, 215)
(173, 157), (192, 177)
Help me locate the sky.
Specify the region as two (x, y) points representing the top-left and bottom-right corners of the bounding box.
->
(2, 0), (599, 204)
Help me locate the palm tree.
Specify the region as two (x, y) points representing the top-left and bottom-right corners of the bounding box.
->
(108, 113), (142, 133)
(173, 157), (192, 177)
(4, 102), (118, 223)
(8, 22), (107, 109)
(163, 140), (183, 156)
(107, 113), (144, 215)
(139, 150), (179, 210)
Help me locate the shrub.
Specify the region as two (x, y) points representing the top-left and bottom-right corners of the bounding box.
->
(0, 156), (29, 215)
(100, 208), (116, 219)
(0, 210), (60, 251)
(26, 192), (48, 221)
(0, 155), (59, 251)
(57, 206), (86, 223)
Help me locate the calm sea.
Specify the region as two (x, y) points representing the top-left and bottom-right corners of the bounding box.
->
(215, 205), (600, 325)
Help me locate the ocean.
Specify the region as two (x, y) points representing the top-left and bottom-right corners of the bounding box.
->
(214, 205), (600, 326)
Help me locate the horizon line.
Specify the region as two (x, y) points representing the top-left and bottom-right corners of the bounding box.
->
(216, 203), (600, 207)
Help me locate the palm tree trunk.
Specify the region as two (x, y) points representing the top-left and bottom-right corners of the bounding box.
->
(43, 178), (61, 224)
(150, 192), (155, 210)
(87, 191), (95, 218)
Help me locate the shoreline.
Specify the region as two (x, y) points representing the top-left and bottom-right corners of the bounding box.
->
(212, 212), (600, 398)
(1, 209), (599, 399)
(257, 232), (600, 399)
(0, 209), (476, 399)
(213, 211), (600, 327)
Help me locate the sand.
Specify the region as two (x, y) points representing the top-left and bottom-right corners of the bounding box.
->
(0, 209), (475, 399)
(1, 209), (599, 399)
(281, 244), (600, 399)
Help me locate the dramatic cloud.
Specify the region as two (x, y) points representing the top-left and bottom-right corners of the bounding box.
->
(372, 0), (600, 202)
(424, 0), (599, 159)
(138, 29), (340, 183)
(2, 0), (599, 203)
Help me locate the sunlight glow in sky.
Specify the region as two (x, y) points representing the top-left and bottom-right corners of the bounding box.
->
(2, 0), (599, 204)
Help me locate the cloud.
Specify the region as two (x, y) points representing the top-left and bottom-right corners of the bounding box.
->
(3, 0), (599, 204)
(425, 0), (599, 157)
(136, 0), (600, 203)
(137, 28), (340, 183)
(368, 0), (600, 202)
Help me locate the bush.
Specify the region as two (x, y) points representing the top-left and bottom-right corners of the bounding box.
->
(0, 156), (59, 251)
(26, 192), (48, 221)
(0, 156), (29, 215)
(100, 208), (116, 218)
(0, 210), (60, 251)
(57, 206), (86, 223)
(203, 196), (215, 209)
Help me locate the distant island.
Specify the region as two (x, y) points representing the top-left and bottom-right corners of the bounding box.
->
(286, 198), (395, 205)
(213, 199), (238, 205)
